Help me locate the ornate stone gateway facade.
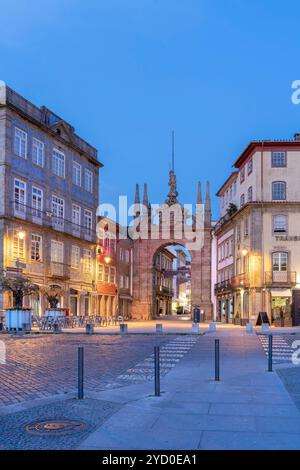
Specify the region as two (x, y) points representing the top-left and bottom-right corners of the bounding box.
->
(130, 167), (212, 320)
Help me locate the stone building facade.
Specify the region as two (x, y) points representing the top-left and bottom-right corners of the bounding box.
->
(214, 137), (300, 326)
(0, 81), (102, 315)
(130, 170), (213, 321)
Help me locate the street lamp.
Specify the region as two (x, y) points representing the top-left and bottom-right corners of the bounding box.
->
(17, 230), (25, 240)
(104, 256), (111, 264)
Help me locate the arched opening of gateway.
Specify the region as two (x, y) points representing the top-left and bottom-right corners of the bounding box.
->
(152, 243), (192, 319)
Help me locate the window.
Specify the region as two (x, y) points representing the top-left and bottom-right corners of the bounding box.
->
(233, 181), (237, 195)
(13, 233), (25, 261)
(104, 265), (109, 283)
(240, 167), (245, 183)
(83, 249), (92, 273)
(244, 218), (249, 237)
(236, 224), (241, 243)
(31, 234), (42, 261)
(272, 151), (286, 168)
(125, 275), (129, 289)
(247, 158), (253, 175)
(125, 250), (130, 263)
(84, 209), (92, 233)
(272, 252), (287, 271)
(229, 185), (232, 200)
(120, 275), (124, 288)
(52, 195), (64, 228)
(273, 215), (287, 234)
(84, 169), (93, 192)
(14, 128), (27, 158)
(14, 179), (26, 216)
(32, 138), (44, 167)
(98, 263), (104, 281)
(240, 194), (245, 207)
(71, 245), (80, 269)
(51, 240), (63, 263)
(52, 149), (65, 178)
(72, 204), (81, 228)
(72, 161), (81, 186)
(247, 186), (253, 202)
(109, 266), (116, 284)
(32, 187), (43, 220)
(272, 181), (286, 200)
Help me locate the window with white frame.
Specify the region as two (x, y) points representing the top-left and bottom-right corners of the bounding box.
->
(51, 240), (64, 263)
(272, 151), (286, 168)
(247, 186), (253, 202)
(13, 233), (25, 261)
(240, 194), (245, 207)
(120, 275), (124, 288)
(272, 252), (287, 271)
(52, 149), (65, 178)
(104, 265), (109, 282)
(83, 249), (92, 273)
(247, 158), (253, 175)
(71, 245), (80, 269)
(125, 250), (130, 263)
(72, 161), (81, 186)
(240, 167), (245, 183)
(31, 234), (42, 261)
(52, 195), (64, 227)
(72, 204), (81, 228)
(125, 275), (129, 289)
(273, 214), (287, 234)
(32, 187), (43, 219)
(14, 127), (27, 158)
(98, 263), (104, 281)
(14, 179), (26, 215)
(32, 138), (44, 167)
(272, 181), (286, 200)
(84, 169), (93, 192)
(244, 218), (249, 237)
(84, 209), (92, 233)
(109, 266), (116, 284)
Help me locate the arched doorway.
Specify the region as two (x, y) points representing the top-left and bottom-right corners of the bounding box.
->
(152, 243), (192, 319)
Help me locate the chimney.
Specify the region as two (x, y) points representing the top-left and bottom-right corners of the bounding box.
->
(294, 133), (300, 142)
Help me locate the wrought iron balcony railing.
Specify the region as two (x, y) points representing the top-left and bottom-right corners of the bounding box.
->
(214, 279), (232, 294)
(9, 200), (97, 242)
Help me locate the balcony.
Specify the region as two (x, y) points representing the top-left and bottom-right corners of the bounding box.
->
(155, 285), (174, 296)
(214, 279), (232, 294)
(47, 262), (70, 279)
(265, 271), (296, 287)
(231, 273), (249, 289)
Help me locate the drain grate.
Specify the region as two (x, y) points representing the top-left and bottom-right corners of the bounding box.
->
(25, 419), (87, 435)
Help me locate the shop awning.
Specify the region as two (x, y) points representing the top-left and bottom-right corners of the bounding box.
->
(270, 289), (292, 297)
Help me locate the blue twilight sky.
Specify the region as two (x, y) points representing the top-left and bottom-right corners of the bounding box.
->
(1, 0), (300, 220)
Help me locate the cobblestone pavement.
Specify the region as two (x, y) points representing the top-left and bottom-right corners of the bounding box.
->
(0, 398), (120, 450)
(0, 333), (199, 406)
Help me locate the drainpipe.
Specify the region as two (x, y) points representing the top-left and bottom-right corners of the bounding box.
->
(260, 141), (265, 312)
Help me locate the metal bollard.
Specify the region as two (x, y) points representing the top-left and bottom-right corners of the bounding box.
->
(154, 346), (160, 396)
(215, 339), (220, 381)
(268, 334), (273, 372)
(78, 346), (84, 399)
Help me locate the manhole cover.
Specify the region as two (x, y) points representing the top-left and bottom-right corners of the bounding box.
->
(25, 419), (87, 435)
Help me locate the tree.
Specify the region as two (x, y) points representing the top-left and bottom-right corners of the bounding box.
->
(0, 274), (39, 309)
(40, 285), (64, 309)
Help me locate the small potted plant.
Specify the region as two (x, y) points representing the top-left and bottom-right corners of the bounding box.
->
(1, 274), (39, 331)
(41, 285), (66, 317)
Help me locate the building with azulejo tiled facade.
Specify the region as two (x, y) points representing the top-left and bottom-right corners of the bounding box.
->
(0, 81), (102, 316)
